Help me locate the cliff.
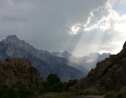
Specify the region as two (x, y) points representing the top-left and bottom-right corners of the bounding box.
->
(0, 58), (43, 90)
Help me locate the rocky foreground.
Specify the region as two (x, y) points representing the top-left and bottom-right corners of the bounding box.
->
(74, 41), (126, 91)
(0, 58), (43, 90)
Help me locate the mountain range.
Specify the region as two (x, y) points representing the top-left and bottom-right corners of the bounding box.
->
(0, 35), (85, 81)
(52, 51), (110, 72)
(0, 35), (110, 82)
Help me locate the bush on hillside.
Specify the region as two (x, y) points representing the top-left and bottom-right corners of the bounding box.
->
(43, 74), (64, 93)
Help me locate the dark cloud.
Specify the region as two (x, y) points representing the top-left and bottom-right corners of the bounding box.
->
(0, 0), (126, 56)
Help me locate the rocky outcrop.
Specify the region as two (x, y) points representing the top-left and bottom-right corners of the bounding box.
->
(74, 41), (126, 91)
(0, 58), (43, 90)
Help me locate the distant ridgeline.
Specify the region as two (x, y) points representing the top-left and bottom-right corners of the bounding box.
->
(52, 51), (110, 72)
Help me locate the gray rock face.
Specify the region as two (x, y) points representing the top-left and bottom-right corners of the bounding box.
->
(0, 35), (86, 82)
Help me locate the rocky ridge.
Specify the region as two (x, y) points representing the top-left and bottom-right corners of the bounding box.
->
(74, 41), (126, 91)
(0, 58), (43, 90)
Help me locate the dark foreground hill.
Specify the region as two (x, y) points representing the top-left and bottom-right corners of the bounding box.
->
(0, 58), (43, 90)
(74, 41), (126, 91)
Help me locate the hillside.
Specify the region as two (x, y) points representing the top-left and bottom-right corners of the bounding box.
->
(74, 41), (126, 91)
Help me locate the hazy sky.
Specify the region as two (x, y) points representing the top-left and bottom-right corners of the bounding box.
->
(0, 0), (126, 56)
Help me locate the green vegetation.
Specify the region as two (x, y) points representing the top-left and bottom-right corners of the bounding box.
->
(41, 74), (126, 98)
(4, 74), (126, 98)
(55, 92), (70, 98)
(74, 90), (91, 95)
(104, 91), (126, 98)
(104, 91), (116, 98)
(42, 74), (64, 93)
(73, 89), (106, 96)
(71, 89), (126, 98)
(39, 92), (70, 98)
(0, 83), (33, 98)
(0, 74), (75, 98)
(39, 74), (72, 98)
(47, 74), (60, 86)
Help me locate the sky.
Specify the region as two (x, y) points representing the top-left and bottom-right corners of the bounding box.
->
(0, 0), (126, 57)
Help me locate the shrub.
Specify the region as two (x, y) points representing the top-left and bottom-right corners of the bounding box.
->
(104, 91), (126, 98)
(104, 91), (116, 98)
(43, 74), (64, 93)
(47, 74), (60, 86)
(0, 83), (33, 98)
(116, 91), (126, 98)
(55, 92), (70, 98)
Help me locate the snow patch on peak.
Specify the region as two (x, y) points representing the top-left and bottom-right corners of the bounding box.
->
(0, 35), (27, 47)
(0, 38), (6, 41)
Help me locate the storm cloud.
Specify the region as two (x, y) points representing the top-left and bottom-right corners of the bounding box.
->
(0, 0), (126, 56)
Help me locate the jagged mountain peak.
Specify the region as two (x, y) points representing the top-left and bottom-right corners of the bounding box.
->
(7, 35), (18, 39)
(1, 35), (28, 47)
(3, 35), (19, 42)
